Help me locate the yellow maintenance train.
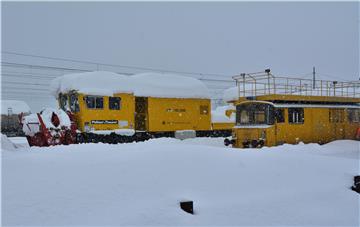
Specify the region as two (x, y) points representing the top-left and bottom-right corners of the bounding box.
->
(50, 71), (234, 143)
(224, 69), (360, 148)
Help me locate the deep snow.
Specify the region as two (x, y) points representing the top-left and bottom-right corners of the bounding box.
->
(2, 137), (359, 226)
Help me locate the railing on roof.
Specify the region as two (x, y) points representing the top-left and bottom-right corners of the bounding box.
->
(232, 69), (360, 98)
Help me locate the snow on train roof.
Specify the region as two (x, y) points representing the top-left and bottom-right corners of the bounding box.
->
(130, 72), (210, 99)
(51, 71), (210, 99)
(1, 100), (31, 115)
(50, 71), (133, 97)
(223, 87), (239, 102)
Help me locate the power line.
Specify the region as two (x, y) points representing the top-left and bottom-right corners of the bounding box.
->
(2, 51), (233, 78)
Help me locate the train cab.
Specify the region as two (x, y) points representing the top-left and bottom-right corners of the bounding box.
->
(226, 70), (360, 148)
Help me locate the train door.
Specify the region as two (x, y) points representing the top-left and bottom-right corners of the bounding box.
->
(274, 108), (286, 145)
(135, 97), (148, 131)
(329, 108), (345, 140)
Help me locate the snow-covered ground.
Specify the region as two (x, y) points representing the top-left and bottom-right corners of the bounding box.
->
(2, 137), (359, 226)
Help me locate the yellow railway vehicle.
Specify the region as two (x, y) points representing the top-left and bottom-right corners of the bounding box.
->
(50, 71), (232, 144)
(225, 69), (360, 148)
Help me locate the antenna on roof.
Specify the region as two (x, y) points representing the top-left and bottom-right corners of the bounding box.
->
(313, 67), (316, 89)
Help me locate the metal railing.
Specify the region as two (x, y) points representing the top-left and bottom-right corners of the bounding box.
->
(232, 69), (360, 98)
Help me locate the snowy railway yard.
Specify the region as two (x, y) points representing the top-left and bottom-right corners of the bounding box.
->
(2, 136), (359, 226)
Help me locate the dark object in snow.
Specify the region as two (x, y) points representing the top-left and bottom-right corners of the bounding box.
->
(351, 176), (360, 194)
(180, 201), (193, 214)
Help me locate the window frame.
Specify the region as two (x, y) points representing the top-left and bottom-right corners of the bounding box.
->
(288, 108), (304, 124)
(69, 93), (80, 112)
(85, 96), (104, 109)
(274, 108), (285, 123)
(347, 108), (360, 123)
(109, 97), (121, 110)
(236, 102), (275, 125)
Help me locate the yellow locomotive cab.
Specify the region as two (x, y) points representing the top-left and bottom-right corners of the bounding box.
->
(59, 91), (135, 132)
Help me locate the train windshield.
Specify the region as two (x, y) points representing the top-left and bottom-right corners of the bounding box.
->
(59, 94), (69, 111)
(236, 102), (275, 125)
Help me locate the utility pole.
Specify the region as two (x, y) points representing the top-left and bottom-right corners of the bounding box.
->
(312, 66), (316, 89)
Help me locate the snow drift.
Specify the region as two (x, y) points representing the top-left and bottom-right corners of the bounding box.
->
(2, 138), (359, 226)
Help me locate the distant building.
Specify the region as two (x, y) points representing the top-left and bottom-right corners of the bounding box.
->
(1, 100), (31, 137)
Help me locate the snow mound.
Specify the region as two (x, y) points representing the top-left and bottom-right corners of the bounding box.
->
(1, 133), (17, 151)
(51, 71), (211, 99)
(2, 139), (359, 226)
(1, 100), (31, 115)
(211, 105), (235, 123)
(130, 72), (210, 99)
(50, 71), (133, 97)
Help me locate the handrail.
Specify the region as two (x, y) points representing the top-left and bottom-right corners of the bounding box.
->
(232, 69), (360, 98)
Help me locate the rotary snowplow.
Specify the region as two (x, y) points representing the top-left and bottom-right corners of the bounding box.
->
(20, 108), (77, 146)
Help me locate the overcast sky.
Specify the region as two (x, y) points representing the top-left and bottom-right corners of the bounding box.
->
(2, 2), (359, 80)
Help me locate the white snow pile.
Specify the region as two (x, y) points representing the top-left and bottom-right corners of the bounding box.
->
(130, 72), (210, 99)
(50, 71), (134, 97)
(1, 133), (17, 151)
(211, 105), (235, 123)
(50, 71), (211, 99)
(222, 84), (268, 102)
(22, 108), (71, 136)
(2, 138), (359, 226)
(223, 86), (239, 102)
(1, 100), (31, 115)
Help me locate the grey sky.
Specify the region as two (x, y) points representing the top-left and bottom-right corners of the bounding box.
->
(1, 2), (359, 111)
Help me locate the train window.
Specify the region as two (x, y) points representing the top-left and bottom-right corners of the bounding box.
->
(85, 96), (103, 109)
(59, 94), (69, 111)
(288, 108), (304, 124)
(109, 97), (121, 110)
(69, 94), (79, 112)
(329, 109), (344, 123)
(275, 109), (285, 123)
(240, 110), (250, 123)
(200, 105), (209, 115)
(236, 102), (274, 125)
(347, 109), (360, 123)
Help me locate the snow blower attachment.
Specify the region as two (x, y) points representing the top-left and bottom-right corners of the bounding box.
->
(20, 108), (77, 146)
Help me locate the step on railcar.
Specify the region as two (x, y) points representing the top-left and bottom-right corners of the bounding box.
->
(225, 69), (360, 148)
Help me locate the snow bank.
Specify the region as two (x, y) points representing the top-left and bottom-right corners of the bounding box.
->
(50, 71), (133, 97)
(130, 72), (210, 99)
(1, 133), (17, 151)
(1, 100), (31, 115)
(2, 139), (359, 226)
(211, 105), (235, 123)
(51, 71), (211, 99)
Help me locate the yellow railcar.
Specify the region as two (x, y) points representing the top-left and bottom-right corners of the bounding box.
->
(225, 70), (360, 148)
(52, 71), (232, 143)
